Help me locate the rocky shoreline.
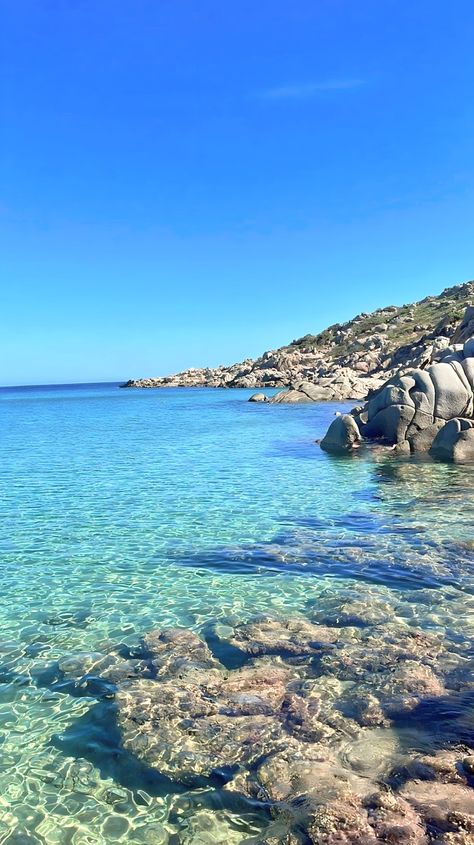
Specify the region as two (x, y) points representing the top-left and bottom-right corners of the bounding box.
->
(320, 303), (474, 461)
(122, 281), (474, 404)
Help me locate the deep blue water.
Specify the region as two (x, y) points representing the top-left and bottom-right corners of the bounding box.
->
(1, 383), (473, 843)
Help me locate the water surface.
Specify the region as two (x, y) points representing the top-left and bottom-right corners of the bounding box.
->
(0, 384), (473, 843)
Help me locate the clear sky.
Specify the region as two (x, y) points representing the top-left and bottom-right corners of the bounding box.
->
(1, 1), (473, 385)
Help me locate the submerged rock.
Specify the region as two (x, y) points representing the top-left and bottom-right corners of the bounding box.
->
(401, 782), (474, 834)
(144, 627), (222, 680)
(366, 790), (428, 845)
(116, 631), (296, 782)
(102, 608), (474, 843)
(310, 593), (396, 628)
(227, 615), (339, 657)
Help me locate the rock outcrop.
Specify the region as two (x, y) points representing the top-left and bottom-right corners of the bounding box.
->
(122, 280), (474, 403)
(320, 315), (474, 461)
(320, 414), (363, 453)
(55, 602), (474, 844)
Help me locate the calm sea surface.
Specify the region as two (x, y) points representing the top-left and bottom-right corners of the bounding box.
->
(1, 383), (474, 843)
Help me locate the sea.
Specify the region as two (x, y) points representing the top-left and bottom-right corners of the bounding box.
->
(0, 382), (473, 844)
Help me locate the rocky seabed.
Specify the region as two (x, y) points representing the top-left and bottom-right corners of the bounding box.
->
(45, 589), (474, 845)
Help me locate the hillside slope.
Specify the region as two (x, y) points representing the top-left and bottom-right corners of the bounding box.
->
(123, 280), (474, 402)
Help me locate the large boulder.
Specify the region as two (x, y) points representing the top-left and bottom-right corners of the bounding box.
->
(360, 361), (473, 445)
(429, 418), (474, 462)
(269, 388), (315, 404)
(453, 305), (474, 343)
(320, 414), (362, 454)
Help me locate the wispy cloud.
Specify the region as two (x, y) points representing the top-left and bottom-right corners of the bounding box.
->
(259, 79), (364, 100)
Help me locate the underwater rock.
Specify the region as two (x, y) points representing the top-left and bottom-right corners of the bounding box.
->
(281, 692), (334, 743)
(254, 744), (371, 806)
(366, 790), (428, 845)
(307, 793), (377, 845)
(345, 692), (388, 728)
(108, 615), (474, 843)
(402, 751), (470, 785)
(311, 593), (396, 628)
(318, 624), (446, 683)
(57, 650), (146, 687)
(376, 661), (446, 716)
(144, 626), (223, 680)
(227, 616), (339, 657)
(116, 633), (295, 782)
(400, 782), (474, 835)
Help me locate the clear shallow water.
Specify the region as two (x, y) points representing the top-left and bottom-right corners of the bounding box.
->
(1, 383), (474, 844)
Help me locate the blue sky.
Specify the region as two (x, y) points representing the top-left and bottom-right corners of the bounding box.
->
(1, 0), (473, 385)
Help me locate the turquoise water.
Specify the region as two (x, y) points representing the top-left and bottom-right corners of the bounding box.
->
(1, 383), (474, 844)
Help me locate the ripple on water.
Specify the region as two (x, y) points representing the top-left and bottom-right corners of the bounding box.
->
(0, 385), (474, 842)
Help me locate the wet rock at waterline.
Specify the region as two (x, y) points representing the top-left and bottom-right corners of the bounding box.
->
(429, 417), (474, 462)
(320, 414), (362, 453)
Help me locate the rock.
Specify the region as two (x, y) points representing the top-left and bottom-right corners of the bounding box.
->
(116, 659), (291, 782)
(430, 419), (474, 462)
(320, 307), (474, 458)
(349, 693), (387, 727)
(311, 593), (395, 628)
(400, 782), (474, 834)
(431, 337), (451, 360)
(227, 615), (339, 657)
(408, 421), (446, 453)
(430, 363), (473, 420)
(366, 791), (428, 845)
(249, 393), (268, 402)
(269, 389), (314, 404)
(405, 751), (469, 785)
(454, 306), (474, 343)
(320, 415), (362, 454)
(464, 337), (474, 359)
(143, 627), (222, 680)
(66, 610), (474, 844)
(308, 795), (377, 845)
(362, 401), (416, 444)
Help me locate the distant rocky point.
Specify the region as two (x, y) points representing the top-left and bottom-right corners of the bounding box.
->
(122, 280), (474, 404)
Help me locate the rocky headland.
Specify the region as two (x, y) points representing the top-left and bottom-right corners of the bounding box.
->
(123, 280), (474, 404)
(320, 300), (474, 460)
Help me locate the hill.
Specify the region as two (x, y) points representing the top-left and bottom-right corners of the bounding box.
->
(123, 280), (474, 402)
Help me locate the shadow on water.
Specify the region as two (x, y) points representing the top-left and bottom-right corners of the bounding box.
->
(50, 700), (274, 835)
(50, 700), (191, 798)
(169, 529), (474, 595)
(202, 623), (249, 670)
(384, 689), (474, 790)
(166, 450), (474, 595)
